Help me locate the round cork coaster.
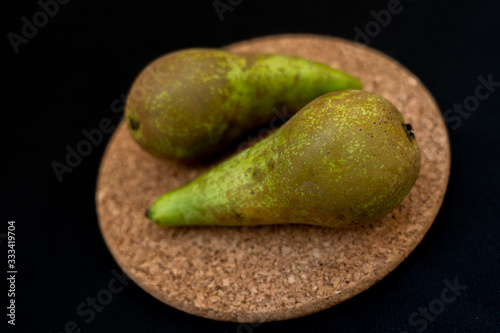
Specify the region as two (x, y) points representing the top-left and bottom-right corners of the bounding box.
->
(96, 34), (450, 322)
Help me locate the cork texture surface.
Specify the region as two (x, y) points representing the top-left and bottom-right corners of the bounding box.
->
(96, 34), (451, 322)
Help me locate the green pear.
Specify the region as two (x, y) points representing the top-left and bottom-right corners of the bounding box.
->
(146, 90), (420, 228)
(125, 48), (362, 160)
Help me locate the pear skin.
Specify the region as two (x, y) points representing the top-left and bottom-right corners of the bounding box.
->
(125, 48), (362, 161)
(146, 90), (420, 228)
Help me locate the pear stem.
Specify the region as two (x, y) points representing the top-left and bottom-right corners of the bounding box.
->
(146, 191), (188, 226)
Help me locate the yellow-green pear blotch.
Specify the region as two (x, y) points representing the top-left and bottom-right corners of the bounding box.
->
(146, 90), (420, 228)
(125, 48), (362, 161)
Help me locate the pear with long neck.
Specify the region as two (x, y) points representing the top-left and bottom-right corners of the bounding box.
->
(125, 48), (362, 161)
(146, 90), (420, 228)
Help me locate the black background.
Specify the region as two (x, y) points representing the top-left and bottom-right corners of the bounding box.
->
(3, 0), (500, 332)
